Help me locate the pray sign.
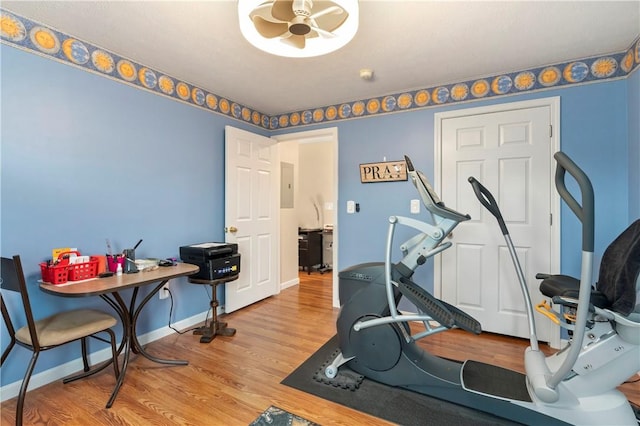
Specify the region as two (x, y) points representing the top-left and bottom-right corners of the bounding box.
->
(360, 160), (407, 183)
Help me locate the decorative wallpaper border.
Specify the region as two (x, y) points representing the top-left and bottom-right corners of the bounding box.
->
(0, 9), (270, 128)
(1, 8), (639, 131)
(272, 38), (640, 130)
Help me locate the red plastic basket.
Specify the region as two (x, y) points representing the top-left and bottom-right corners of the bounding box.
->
(40, 251), (100, 284)
(68, 256), (99, 281)
(40, 262), (69, 285)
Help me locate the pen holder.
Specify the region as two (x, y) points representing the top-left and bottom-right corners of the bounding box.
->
(107, 254), (125, 273)
(123, 249), (138, 274)
(93, 255), (107, 274)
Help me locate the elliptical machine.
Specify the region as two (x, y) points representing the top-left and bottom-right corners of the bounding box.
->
(326, 152), (640, 425)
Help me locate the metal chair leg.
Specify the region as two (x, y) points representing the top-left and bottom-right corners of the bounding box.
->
(81, 337), (90, 372)
(107, 328), (120, 379)
(16, 350), (39, 426)
(63, 330), (120, 383)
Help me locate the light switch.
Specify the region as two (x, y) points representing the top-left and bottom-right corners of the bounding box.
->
(410, 199), (420, 214)
(347, 200), (355, 214)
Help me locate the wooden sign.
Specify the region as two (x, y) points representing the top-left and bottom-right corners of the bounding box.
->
(360, 160), (407, 183)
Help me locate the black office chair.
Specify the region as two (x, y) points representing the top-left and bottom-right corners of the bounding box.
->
(1, 255), (120, 426)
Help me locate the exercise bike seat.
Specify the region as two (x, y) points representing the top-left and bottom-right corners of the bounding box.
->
(538, 274), (610, 309)
(538, 219), (640, 316)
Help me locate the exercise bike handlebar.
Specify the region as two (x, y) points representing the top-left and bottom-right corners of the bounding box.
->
(468, 176), (508, 235)
(553, 152), (595, 253)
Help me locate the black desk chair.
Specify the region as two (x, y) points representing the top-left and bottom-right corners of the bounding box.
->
(1, 255), (120, 426)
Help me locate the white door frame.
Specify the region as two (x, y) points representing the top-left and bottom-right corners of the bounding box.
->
(433, 97), (562, 348)
(272, 127), (340, 307)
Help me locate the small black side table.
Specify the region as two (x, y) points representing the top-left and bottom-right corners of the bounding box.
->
(188, 275), (238, 343)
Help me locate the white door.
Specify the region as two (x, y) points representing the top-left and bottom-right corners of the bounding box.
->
(224, 126), (279, 313)
(436, 99), (559, 344)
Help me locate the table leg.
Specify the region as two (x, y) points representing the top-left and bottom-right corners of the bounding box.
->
(128, 288), (141, 354)
(192, 283), (236, 343)
(101, 281), (188, 408)
(130, 281), (188, 365)
(105, 292), (132, 408)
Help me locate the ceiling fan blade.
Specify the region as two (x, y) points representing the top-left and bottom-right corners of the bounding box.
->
(281, 34), (306, 49)
(308, 5), (342, 20)
(306, 29), (320, 39)
(312, 2), (348, 33)
(309, 24), (336, 38)
(271, 0), (295, 22)
(249, 2), (276, 19)
(253, 16), (289, 38)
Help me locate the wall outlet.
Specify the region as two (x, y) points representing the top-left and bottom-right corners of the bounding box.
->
(159, 281), (170, 299)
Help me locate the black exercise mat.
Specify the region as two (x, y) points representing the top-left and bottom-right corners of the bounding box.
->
(281, 335), (521, 426)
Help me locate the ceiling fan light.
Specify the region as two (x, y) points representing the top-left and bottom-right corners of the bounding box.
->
(238, 0), (359, 58)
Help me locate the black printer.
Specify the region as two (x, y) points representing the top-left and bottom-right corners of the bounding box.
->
(179, 242), (241, 280)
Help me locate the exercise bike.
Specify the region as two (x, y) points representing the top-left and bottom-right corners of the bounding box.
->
(326, 152), (640, 425)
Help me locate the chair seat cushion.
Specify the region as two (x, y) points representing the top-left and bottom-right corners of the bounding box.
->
(15, 309), (117, 347)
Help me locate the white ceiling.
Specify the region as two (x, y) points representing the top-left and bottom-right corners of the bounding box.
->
(3, 1), (639, 116)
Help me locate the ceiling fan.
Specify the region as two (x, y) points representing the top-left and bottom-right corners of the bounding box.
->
(250, 0), (349, 49)
(238, 0), (358, 57)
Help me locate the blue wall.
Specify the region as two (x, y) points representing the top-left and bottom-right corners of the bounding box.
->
(0, 45), (265, 385)
(277, 80), (633, 285)
(1, 41), (637, 388)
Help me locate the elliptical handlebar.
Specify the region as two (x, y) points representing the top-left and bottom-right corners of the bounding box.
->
(467, 175), (540, 352)
(468, 177), (508, 235)
(404, 155), (471, 223)
(553, 152), (595, 253)
(404, 155), (416, 172)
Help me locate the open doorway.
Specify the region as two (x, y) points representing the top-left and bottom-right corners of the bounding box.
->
(273, 128), (339, 307)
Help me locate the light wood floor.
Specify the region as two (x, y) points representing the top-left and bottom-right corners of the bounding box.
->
(2, 272), (638, 425)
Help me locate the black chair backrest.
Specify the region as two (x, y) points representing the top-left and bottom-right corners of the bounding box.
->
(1, 255), (40, 349)
(596, 219), (640, 316)
(1, 256), (25, 292)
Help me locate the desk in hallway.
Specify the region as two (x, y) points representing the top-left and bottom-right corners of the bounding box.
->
(298, 228), (322, 274)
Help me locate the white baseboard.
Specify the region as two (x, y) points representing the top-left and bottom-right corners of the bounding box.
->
(0, 310), (208, 402)
(280, 277), (299, 290)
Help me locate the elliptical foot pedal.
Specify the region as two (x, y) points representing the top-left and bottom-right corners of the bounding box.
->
(462, 360), (531, 402)
(399, 277), (481, 334)
(440, 300), (482, 335)
(398, 277), (456, 328)
(313, 348), (364, 391)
